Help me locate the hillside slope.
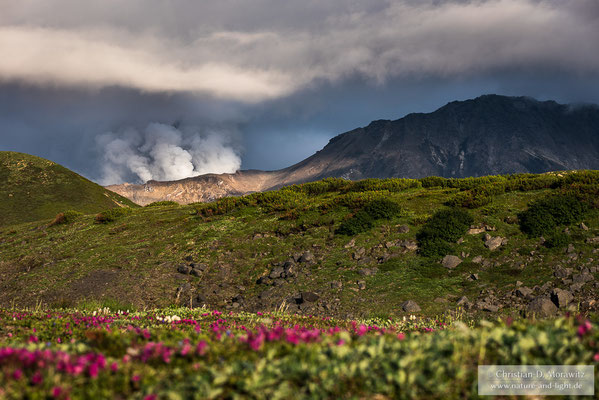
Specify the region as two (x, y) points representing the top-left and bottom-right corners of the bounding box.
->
(108, 95), (599, 205)
(0, 151), (137, 226)
(2, 172), (599, 319)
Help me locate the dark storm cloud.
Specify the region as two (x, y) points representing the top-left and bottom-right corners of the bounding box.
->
(0, 0), (598, 182)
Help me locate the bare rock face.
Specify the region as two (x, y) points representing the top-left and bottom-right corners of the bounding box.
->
(442, 255), (462, 269)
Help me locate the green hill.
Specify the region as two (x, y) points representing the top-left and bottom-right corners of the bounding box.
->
(0, 151), (137, 226)
(0, 170), (598, 319)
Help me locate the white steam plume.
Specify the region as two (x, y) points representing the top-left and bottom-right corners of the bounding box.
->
(98, 123), (241, 185)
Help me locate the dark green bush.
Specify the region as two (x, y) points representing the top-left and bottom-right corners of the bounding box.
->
(363, 199), (402, 220)
(145, 201), (179, 207)
(417, 237), (453, 258)
(417, 208), (473, 258)
(544, 231), (571, 249)
(335, 211), (374, 236)
(518, 195), (588, 237)
(94, 207), (133, 223)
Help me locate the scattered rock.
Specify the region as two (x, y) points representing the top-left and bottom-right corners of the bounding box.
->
(359, 268), (378, 277)
(357, 280), (366, 290)
(177, 265), (191, 275)
(344, 238), (356, 248)
(401, 300), (421, 312)
(472, 255), (483, 264)
(299, 251), (315, 263)
(469, 273), (479, 281)
(572, 273), (593, 284)
(586, 237), (599, 245)
(456, 296), (470, 307)
(398, 240), (418, 251)
(551, 288), (573, 308)
(184, 255), (194, 262)
(442, 255), (462, 269)
(554, 268), (572, 279)
(570, 282), (584, 292)
(478, 302), (499, 312)
(567, 244), (576, 254)
(397, 225), (410, 234)
(269, 267), (284, 279)
(190, 269), (201, 277)
(300, 292), (319, 303)
(434, 297), (448, 303)
(580, 222), (589, 231)
(330, 281), (343, 289)
(515, 286), (533, 298)
(352, 248), (366, 260)
(527, 297), (558, 317)
(467, 227), (486, 235)
(516, 281), (523, 287)
(484, 236), (505, 251)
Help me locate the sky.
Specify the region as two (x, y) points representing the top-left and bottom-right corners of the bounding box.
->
(1, 0), (598, 184)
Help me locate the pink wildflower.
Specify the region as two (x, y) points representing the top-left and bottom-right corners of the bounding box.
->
(12, 369), (23, 380)
(31, 371), (43, 385)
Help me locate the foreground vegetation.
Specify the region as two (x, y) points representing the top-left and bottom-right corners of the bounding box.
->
(0, 307), (597, 399)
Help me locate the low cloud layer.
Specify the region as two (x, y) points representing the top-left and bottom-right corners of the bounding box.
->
(1, 1), (598, 102)
(98, 123), (241, 185)
(1, 0), (599, 183)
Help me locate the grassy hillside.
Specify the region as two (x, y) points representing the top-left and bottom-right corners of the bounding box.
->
(0, 151), (137, 226)
(0, 171), (598, 319)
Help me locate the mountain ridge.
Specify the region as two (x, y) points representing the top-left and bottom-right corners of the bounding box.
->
(107, 95), (599, 205)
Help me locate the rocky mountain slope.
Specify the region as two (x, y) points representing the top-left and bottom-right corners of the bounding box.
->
(0, 151), (136, 226)
(107, 95), (599, 205)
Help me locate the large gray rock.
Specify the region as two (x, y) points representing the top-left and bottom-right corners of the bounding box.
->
(550, 288), (573, 308)
(177, 264), (191, 275)
(298, 251), (315, 263)
(527, 297), (558, 317)
(397, 225), (410, 233)
(442, 255), (462, 269)
(300, 291), (319, 303)
(515, 286), (533, 298)
(269, 267), (285, 279)
(401, 300), (421, 312)
(456, 296), (470, 307)
(484, 236), (504, 251)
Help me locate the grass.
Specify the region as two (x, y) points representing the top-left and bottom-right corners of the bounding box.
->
(0, 151), (137, 226)
(0, 170), (598, 319)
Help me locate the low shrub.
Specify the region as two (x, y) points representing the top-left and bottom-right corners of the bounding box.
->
(417, 208), (473, 258)
(94, 207), (133, 224)
(544, 231), (571, 249)
(194, 196), (249, 217)
(145, 201), (179, 207)
(363, 199), (402, 220)
(518, 195), (588, 237)
(335, 211), (374, 236)
(49, 210), (83, 226)
(335, 199), (402, 236)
